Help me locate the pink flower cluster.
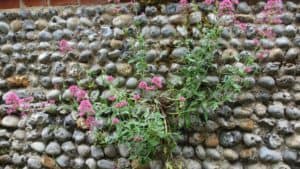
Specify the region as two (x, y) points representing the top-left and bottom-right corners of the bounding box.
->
(204, 0), (214, 5)
(4, 91), (33, 115)
(257, 27), (276, 39)
(59, 39), (72, 53)
(78, 100), (95, 117)
(257, 0), (283, 24)
(138, 76), (164, 91)
(69, 85), (88, 102)
(112, 117), (120, 124)
(218, 0), (239, 16)
(179, 0), (188, 7)
(115, 101), (128, 108)
(107, 76), (114, 82)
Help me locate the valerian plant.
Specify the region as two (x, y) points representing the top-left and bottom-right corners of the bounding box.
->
(65, 0), (255, 167)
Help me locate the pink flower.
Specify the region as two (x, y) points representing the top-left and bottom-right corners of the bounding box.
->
(253, 38), (260, 46)
(138, 81), (148, 90)
(59, 39), (72, 53)
(107, 76), (114, 82)
(69, 85), (79, 96)
(257, 50), (269, 60)
(179, 0), (188, 7)
(219, 0), (236, 16)
(151, 76), (163, 89)
(5, 92), (20, 105)
(85, 116), (97, 129)
(112, 117), (120, 124)
(145, 85), (156, 91)
(204, 0), (214, 5)
(235, 21), (247, 32)
(108, 95), (116, 102)
(4, 92), (33, 115)
(68, 85), (88, 102)
(78, 100), (94, 117)
(179, 96), (186, 102)
(115, 101), (128, 108)
(244, 67), (253, 73)
(133, 94), (141, 101)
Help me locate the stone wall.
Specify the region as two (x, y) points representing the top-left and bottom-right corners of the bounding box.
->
(0, 1), (300, 169)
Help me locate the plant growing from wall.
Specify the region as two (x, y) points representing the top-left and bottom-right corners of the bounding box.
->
(66, 0), (253, 167)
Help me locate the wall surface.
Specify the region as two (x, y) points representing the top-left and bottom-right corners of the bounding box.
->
(0, 1), (300, 169)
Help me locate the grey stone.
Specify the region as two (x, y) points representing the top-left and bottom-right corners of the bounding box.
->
(2, 64), (15, 77)
(67, 17), (79, 30)
(277, 75), (295, 88)
(1, 116), (20, 128)
(72, 157), (85, 169)
(264, 133), (283, 149)
(161, 24), (176, 37)
(282, 149), (297, 163)
(189, 12), (202, 24)
(91, 145), (104, 159)
(27, 112), (49, 126)
(0, 22), (9, 34)
(285, 48), (299, 61)
(258, 76), (275, 89)
(41, 127), (53, 141)
(118, 144), (129, 158)
(27, 156), (41, 169)
(78, 144), (91, 157)
(146, 49), (158, 63)
(284, 25), (297, 37)
(112, 15), (132, 27)
(195, 145), (206, 160)
(73, 130), (85, 143)
(79, 50), (92, 63)
(237, 2), (251, 14)
(23, 20), (36, 31)
(56, 154), (70, 168)
(145, 6), (157, 16)
(97, 159), (115, 169)
(54, 127), (71, 141)
(53, 62), (66, 75)
(185, 159), (201, 169)
(104, 145), (117, 158)
(272, 92), (292, 102)
(243, 133), (262, 147)
(80, 17), (92, 27)
(206, 148), (221, 160)
(13, 130), (26, 140)
(233, 106), (253, 117)
(62, 141), (76, 155)
(202, 161), (219, 169)
(126, 77), (138, 89)
(171, 47), (188, 59)
(182, 146), (194, 158)
(280, 12), (294, 25)
(105, 62), (117, 75)
(30, 142), (45, 153)
(46, 141), (61, 155)
(276, 120), (294, 134)
(46, 89), (61, 100)
(286, 106), (300, 119)
(259, 146), (282, 162)
(39, 31), (52, 41)
(286, 134), (300, 149)
(224, 149), (239, 161)
(219, 131), (242, 147)
(12, 153), (26, 165)
(275, 37), (291, 48)
(261, 39), (275, 49)
(268, 103), (285, 118)
(86, 158), (97, 169)
(144, 160), (160, 169)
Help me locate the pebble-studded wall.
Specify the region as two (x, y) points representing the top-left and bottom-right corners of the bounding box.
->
(0, 1), (300, 169)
